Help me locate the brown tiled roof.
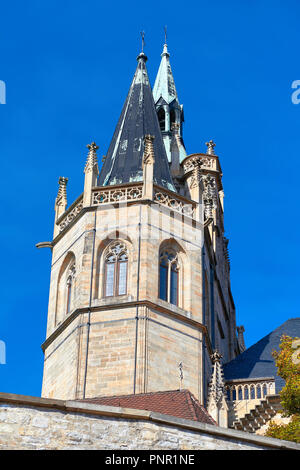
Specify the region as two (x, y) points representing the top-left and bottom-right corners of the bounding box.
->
(79, 389), (216, 425)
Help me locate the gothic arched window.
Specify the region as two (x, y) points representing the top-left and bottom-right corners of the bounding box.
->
(157, 108), (165, 132)
(170, 109), (176, 128)
(104, 242), (128, 297)
(159, 249), (179, 306)
(256, 384), (262, 399)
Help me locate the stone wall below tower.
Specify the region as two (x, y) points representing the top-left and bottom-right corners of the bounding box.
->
(0, 393), (298, 450)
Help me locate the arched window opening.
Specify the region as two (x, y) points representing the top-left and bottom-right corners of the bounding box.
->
(256, 385), (261, 399)
(104, 242), (128, 297)
(244, 385), (249, 400)
(66, 262), (76, 314)
(238, 386), (243, 400)
(157, 108), (165, 132)
(170, 109), (176, 128)
(263, 384), (267, 397)
(55, 253), (76, 326)
(250, 385), (255, 400)
(159, 249), (179, 306)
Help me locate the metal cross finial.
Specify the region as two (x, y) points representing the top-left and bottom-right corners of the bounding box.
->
(164, 25), (167, 45)
(141, 31), (145, 53)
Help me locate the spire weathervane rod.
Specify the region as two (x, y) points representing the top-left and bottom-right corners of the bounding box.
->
(164, 25), (167, 45)
(141, 30), (145, 53)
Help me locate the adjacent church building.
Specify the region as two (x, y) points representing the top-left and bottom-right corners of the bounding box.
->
(24, 41), (299, 443)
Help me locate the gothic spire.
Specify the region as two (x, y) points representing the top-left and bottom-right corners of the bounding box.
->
(153, 41), (186, 166)
(98, 51), (175, 192)
(153, 42), (179, 106)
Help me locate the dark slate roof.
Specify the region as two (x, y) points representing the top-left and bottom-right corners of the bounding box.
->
(98, 53), (175, 192)
(223, 318), (300, 392)
(79, 389), (216, 425)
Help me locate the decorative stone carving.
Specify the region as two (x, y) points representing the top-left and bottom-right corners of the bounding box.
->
(92, 185), (143, 205)
(143, 134), (155, 165)
(154, 189), (195, 217)
(207, 351), (228, 427)
(202, 175), (217, 218)
(183, 156), (203, 189)
(237, 326), (246, 353)
(85, 142), (99, 174)
(205, 139), (216, 155)
(105, 242), (128, 262)
(67, 262), (76, 285)
(55, 177), (68, 207)
(59, 198), (83, 232)
(199, 156), (214, 168)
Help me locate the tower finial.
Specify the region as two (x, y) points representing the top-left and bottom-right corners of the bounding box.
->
(85, 141), (99, 174)
(137, 31), (147, 62)
(141, 30), (145, 53)
(56, 176), (68, 207)
(164, 25), (167, 45)
(205, 140), (216, 155)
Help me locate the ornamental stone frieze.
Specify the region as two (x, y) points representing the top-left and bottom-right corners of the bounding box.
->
(202, 174), (217, 218)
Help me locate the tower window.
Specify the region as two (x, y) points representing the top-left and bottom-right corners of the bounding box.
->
(104, 242), (128, 297)
(170, 109), (176, 128)
(157, 108), (165, 132)
(159, 249), (179, 306)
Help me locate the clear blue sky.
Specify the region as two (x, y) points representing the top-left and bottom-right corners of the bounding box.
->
(0, 0), (299, 397)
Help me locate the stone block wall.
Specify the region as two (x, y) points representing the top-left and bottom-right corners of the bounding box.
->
(0, 394), (298, 450)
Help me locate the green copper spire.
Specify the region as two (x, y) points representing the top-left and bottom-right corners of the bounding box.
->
(153, 41), (187, 167)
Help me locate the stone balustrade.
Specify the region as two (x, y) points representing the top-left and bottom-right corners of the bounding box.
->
(55, 183), (198, 236)
(225, 378), (275, 402)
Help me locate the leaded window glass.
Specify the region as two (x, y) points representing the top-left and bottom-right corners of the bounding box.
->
(104, 242), (128, 297)
(159, 250), (179, 306)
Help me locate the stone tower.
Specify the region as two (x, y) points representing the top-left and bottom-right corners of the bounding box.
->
(38, 45), (239, 405)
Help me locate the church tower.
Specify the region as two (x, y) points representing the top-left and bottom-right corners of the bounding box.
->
(38, 45), (239, 405)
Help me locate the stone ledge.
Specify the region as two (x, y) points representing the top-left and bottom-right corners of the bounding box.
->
(0, 392), (299, 450)
(41, 300), (213, 355)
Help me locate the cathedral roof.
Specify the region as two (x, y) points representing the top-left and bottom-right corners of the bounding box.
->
(98, 52), (175, 192)
(79, 389), (216, 425)
(223, 318), (300, 392)
(153, 43), (180, 107)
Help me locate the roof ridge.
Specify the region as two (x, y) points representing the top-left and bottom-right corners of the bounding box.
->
(80, 389), (187, 402)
